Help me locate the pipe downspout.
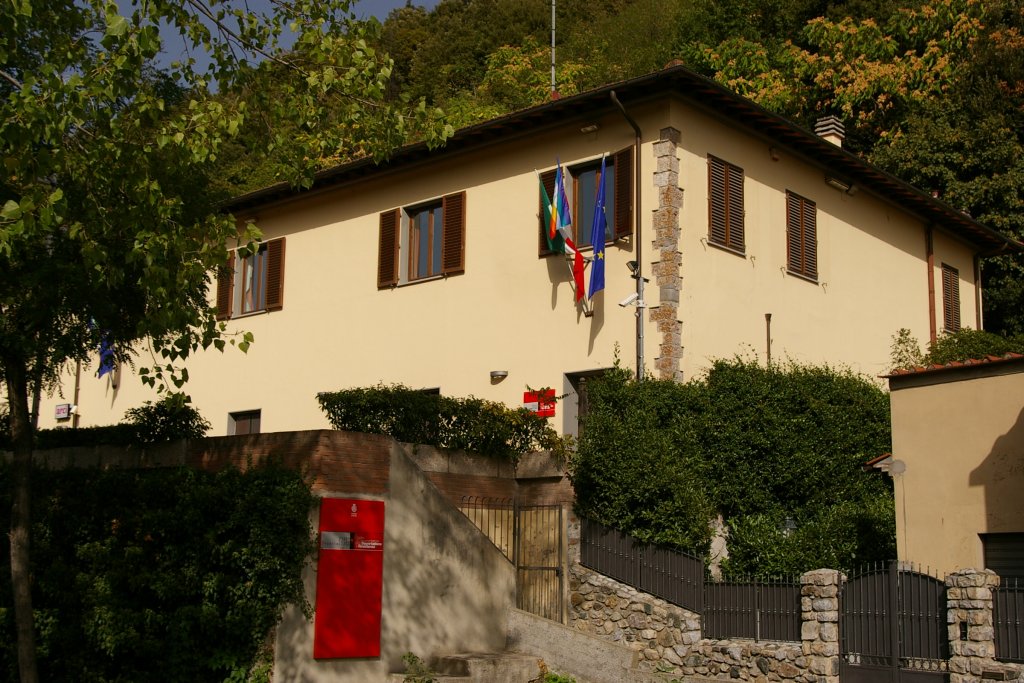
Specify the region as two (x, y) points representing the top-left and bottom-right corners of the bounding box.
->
(974, 254), (983, 330)
(610, 91), (644, 381)
(926, 226), (937, 344)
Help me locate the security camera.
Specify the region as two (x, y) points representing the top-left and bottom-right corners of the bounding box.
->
(619, 292), (640, 307)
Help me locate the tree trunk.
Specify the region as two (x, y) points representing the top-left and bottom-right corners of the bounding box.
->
(5, 357), (38, 683)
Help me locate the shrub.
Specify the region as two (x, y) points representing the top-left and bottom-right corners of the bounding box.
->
(316, 384), (571, 462)
(570, 358), (894, 575)
(0, 462), (314, 682)
(890, 327), (1024, 370)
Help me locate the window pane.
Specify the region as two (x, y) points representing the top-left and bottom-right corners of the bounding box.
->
(573, 162), (616, 248)
(431, 205), (443, 276)
(240, 248), (267, 314)
(415, 210), (430, 278)
(603, 165), (615, 242)
(409, 203), (444, 280)
(577, 167), (597, 247)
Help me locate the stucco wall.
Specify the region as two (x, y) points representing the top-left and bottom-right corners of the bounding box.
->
(38, 95), (977, 436)
(889, 361), (1024, 575)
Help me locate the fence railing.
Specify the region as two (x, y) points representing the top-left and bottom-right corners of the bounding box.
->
(580, 517), (804, 641)
(995, 576), (1024, 663)
(580, 517), (704, 613)
(703, 576), (802, 641)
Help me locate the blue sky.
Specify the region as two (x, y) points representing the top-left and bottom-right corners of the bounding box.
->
(117, 0), (440, 72)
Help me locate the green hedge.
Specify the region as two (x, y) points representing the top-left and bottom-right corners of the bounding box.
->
(316, 384), (570, 462)
(0, 463), (314, 683)
(570, 359), (895, 576)
(0, 395), (210, 451)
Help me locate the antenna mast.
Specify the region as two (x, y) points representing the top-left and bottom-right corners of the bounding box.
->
(550, 0), (557, 98)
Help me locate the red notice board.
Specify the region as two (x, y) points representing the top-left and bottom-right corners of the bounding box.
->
(313, 498), (385, 659)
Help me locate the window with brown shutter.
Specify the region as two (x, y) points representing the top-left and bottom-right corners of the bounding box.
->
(708, 155), (744, 253)
(215, 237), (285, 319)
(215, 257), (234, 320)
(378, 209), (400, 288)
(538, 146), (634, 257)
(942, 263), (961, 332)
(786, 191), (817, 280)
(379, 192), (466, 287)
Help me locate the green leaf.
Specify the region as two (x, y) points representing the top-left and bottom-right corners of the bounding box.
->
(1, 200), (21, 221)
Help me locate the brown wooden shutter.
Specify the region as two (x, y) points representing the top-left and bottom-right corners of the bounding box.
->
(265, 237), (285, 311)
(786, 191), (801, 272)
(709, 155), (744, 251)
(613, 146), (633, 241)
(539, 169), (557, 256)
(216, 254), (234, 320)
(786, 191), (817, 279)
(725, 162), (744, 250)
(802, 197), (817, 279)
(709, 156), (728, 247)
(378, 209), (400, 288)
(942, 264), (961, 332)
(441, 191), (466, 275)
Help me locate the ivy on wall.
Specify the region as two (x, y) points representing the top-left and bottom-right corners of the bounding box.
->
(570, 359), (895, 577)
(0, 463), (315, 682)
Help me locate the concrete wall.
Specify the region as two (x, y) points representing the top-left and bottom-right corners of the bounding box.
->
(36, 92), (976, 437)
(888, 358), (1024, 576)
(273, 441), (517, 682)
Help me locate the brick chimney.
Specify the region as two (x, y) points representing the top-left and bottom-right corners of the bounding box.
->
(814, 116), (845, 148)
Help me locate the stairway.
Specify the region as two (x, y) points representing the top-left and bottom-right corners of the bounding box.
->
(386, 651), (542, 683)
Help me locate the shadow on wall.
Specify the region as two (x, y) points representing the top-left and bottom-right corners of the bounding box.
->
(273, 441), (517, 683)
(971, 404), (1024, 543)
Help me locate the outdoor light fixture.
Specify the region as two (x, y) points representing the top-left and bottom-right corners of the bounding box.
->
(825, 175), (853, 194)
(489, 370), (508, 381)
(626, 260), (639, 276)
(580, 123), (600, 134)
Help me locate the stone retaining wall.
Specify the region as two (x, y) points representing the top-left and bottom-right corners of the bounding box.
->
(570, 562), (1024, 683)
(569, 564), (839, 682)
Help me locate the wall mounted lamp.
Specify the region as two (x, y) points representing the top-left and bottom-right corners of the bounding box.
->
(489, 370), (509, 381)
(825, 175), (856, 194)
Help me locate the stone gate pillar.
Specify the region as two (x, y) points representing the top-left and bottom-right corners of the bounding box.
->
(946, 568), (1014, 683)
(800, 569), (842, 683)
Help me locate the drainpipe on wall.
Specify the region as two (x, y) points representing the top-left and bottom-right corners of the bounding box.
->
(974, 254), (983, 330)
(926, 226), (937, 344)
(610, 91), (644, 381)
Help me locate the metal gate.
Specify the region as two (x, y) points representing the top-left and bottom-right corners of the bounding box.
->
(459, 497), (564, 623)
(841, 562), (949, 683)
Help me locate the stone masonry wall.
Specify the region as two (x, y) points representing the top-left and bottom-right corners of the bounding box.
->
(568, 562), (840, 682)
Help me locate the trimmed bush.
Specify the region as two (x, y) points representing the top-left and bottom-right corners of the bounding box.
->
(316, 384), (571, 462)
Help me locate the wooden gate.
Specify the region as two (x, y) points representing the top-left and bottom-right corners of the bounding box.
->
(841, 562), (949, 683)
(459, 497), (564, 623)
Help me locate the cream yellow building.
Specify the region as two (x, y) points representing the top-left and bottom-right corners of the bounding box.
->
(39, 65), (1017, 437)
(887, 355), (1024, 577)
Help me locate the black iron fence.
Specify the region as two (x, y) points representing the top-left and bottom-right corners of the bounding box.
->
(580, 517), (704, 613)
(703, 576), (802, 641)
(995, 576), (1024, 663)
(580, 518), (801, 638)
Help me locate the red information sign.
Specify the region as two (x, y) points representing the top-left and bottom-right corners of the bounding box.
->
(313, 498), (385, 659)
(523, 389), (556, 417)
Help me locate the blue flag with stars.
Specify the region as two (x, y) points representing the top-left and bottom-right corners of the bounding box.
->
(588, 155), (608, 299)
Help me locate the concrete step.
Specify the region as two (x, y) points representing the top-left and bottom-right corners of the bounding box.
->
(434, 652), (542, 681)
(386, 651), (543, 683)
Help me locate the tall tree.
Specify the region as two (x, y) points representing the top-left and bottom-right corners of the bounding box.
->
(0, 2), (450, 680)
